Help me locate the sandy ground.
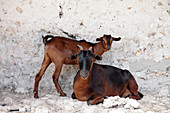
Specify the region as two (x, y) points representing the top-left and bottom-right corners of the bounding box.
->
(0, 89), (169, 113)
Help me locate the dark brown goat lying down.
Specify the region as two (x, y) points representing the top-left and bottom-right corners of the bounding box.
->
(69, 48), (143, 105)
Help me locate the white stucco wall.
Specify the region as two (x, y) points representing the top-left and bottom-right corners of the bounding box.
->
(0, 0), (169, 93)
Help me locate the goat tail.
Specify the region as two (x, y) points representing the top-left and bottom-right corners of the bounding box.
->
(42, 35), (54, 45)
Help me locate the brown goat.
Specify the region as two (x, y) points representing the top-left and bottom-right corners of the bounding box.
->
(69, 49), (143, 105)
(33, 34), (121, 98)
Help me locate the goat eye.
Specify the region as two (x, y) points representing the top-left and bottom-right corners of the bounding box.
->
(103, 40), (107, 45)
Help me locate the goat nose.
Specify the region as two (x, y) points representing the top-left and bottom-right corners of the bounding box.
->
(106, 46), (111, 50)
(80, 71), (88, 78)
(80, 71), (88, 75)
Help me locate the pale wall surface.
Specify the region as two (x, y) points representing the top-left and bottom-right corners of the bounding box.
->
(0, 0), (170, 94)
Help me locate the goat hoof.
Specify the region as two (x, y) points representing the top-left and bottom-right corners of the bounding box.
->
(60, 93), (67, 96)
(71, 92), (77, 99)
(33, 92), (39, 98)
(87, 100), (93, 105)
(34, 95), (39, 98)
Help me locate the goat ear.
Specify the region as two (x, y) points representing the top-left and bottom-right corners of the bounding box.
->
(96, 37), (102, 41)
(94, 55), (102, 60)
(112, 37), (121, 41)
(68, 54), (77, 60)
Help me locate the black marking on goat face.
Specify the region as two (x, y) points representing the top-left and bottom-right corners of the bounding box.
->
(77, 50), (95, 79)
(102, 35), (112, 50)
(69, 50), (102, 79)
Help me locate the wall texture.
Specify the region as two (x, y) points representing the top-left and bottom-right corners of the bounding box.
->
(0, 0), (170, 94)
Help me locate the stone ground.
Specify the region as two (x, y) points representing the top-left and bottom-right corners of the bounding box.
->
(0, 89), (169, 113)
(0, 69), (170, 113)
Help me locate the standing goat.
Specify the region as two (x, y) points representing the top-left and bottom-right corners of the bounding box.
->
(33, 34), (121, 98)
(69, 49), (143, 105)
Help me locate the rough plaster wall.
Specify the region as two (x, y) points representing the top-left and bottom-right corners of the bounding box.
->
(0, 0), (170, 94)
